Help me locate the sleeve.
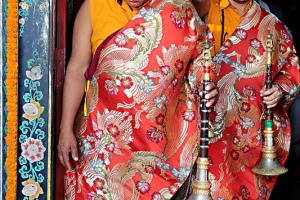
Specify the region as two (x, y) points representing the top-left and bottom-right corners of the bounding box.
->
(272, 20), (300, 109)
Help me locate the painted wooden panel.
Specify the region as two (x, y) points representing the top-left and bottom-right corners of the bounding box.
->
(0, 0), (4, 199)
(17, 0), (54, 198)
(1, 0), (85, 199)
(2, 0), (54, 199)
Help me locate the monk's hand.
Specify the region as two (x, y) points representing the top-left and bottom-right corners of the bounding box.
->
(260, 84), (283, 108)
(199, 81), (219, 108)
(57, 128), (78, 170)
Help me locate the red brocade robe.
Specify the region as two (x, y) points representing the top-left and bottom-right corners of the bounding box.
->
(64, 0), (216, 199)
(207, 2), (300, 200)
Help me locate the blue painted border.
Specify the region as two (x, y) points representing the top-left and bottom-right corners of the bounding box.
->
(2, 0), (8, 199)
(17, 0), (52, 199)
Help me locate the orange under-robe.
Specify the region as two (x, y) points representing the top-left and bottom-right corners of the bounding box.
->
(90, 0), (138, 54)
(207, 0), (252, 55)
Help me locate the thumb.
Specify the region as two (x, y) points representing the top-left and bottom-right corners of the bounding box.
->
(71, 143), (79, 161)
(260, 85), (267, 96)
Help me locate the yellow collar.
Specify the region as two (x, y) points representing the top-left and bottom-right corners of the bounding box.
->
(220, 0), (253, 15)
(220, 0), (231, 10)
(121, 0), (150, 14)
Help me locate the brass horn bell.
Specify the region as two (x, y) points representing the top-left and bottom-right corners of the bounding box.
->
(252, 121), (288, 176)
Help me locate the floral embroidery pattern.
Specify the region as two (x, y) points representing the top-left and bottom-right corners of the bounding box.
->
(242, 85), (257, 100)
(21, 137), (46, 163)
(155, 113), (165, 125)
(147, 126), (163, 143)
(153, 94), (168, 109)
(175, 59), (184, 72)
(238, 185), (250, 200)
(21, 179), (44, 200)
(19, 0), (33, 36)
(152, 192), (163, 200)
(133, 24), (146, 36)
(182, 110), (195, 122)
(246, 54), (256, 63)
(258, 185), (271, 199)
(223, 40), (233, 48)
(22, 99), (44, 121)
(19, 50), (46, 197)
(114, 32), (127, 47)
(279, 44), (287, 54)
(235, 28), (247, 40)
(170, 9), (186, 29)
(250, 38), (262, 49)
(105, 79), (119, 95)
(168, 184), (180, 195)
(172, 166), (190, 181)
(136, 181), (151, 194)
(87, 110), (133, 165)
(241, 102), (250, 112)
(121, 76), (134, 89)
(26, 66), (43, 80)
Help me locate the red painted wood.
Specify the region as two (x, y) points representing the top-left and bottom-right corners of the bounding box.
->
(54, 0), (84, 199)
(55, 0), (66, 199)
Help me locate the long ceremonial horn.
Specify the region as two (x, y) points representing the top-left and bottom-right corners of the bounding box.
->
(252, 30), (288, 176)
(190, 42), (213, 200)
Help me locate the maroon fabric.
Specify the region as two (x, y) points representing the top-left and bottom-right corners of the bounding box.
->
(84, 30), (120, 80)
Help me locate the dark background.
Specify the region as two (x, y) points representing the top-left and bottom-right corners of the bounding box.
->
(263, 0), (300, 56)
(264, 0), (300, 200)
